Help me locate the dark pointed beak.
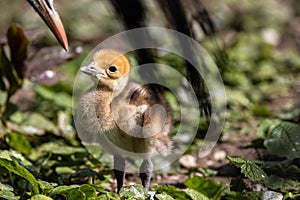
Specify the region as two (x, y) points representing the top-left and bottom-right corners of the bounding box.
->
(26, 0), (68, 51)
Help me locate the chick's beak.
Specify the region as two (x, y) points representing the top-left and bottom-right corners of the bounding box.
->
(80, 63), (106, 78)
(26, 0), (68, 51)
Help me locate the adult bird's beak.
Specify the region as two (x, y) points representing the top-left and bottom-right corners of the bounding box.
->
(26, 0), (69, 51)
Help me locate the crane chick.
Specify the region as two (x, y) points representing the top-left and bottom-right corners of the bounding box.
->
(76, 50), (172, 192)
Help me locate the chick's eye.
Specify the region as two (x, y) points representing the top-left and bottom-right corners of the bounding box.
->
(108, 65), (118, 73)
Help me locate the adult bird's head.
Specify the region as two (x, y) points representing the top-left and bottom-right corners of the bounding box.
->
(81, 50), (130, 91)
(26, 0), (68, 50)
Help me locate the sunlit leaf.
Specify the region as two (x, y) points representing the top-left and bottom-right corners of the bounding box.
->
(9, 111), (25, 124)
(283, 192), (300, 200)
(226, 156), (267, 181)
(0, 190), (20, 200)
(0, 158), (39, 194)
(30, 194), (53, 200)
(78, 184), (97, 198)
(50, 185), (98, 199)
(154, 185), (192, 200)
(57, 111), (76, 139)
(0, 91), (7, 106)
(37, 180), (57, 195)
(23, 113), (58, 134)
(155, 193), (175, 200)
(97, 192), (120, 200)
(119, 184), (147, 200)
(184, 176), (224, 200)
(184, 188), (210, 200)
(55, 166), (75, 176)
(0, 182), (19, 200)
(50, 185), (77, 197)
(38, 142), (86, 156)
(240, 161), (267, 181)
(4, 132), (32, 155)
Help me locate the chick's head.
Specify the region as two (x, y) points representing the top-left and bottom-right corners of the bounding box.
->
(81, 50), (130, 91)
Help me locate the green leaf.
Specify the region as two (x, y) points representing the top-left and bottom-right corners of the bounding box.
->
(154, 185), (192, 200)
(265, 122), (300, 159)
(106, 192), (120, 200)
(50, 185), (99, 199)
(37, 180), (57, 194)
(223, 71), (250, 88)
(225, 156), (247, 166)
(9, 111), (25, 124)
(3, 102), (18, 120)
(184, 176), (224, 200)
(34, 85), (72, 108)
(240, 161), (267, 181)
(70, 168), (101, 182)
(226, 156), (267, 181)
(0, 150), (33, 167)
(264, 175), (300, 192)
(257, 119), (281, 138)
(50, 185), (78, 197)
(23, 113), (58, 134)
(0, 182), (20, 200)
(222, 191), (262, 200)
(67, 189), (86, 199)
(7, 23), (29, 79)
(97, 192), (120, 200)
(0, 190), (20, 200)
(0, 158), (39, 194)
(57, 111), (76, 139)
(4, 132), (32, 155)
(0, 45), (21, 97)
(79, 184), (97, 198)
(283, 192), (300, 200)
(155, 193), (175, 200)
(0, 90), (7, 106)
(252, 104), (271, 117)
(30, 195), (53, 200)
(184, 188), (210, 200)
(119, 184), (147, 200)
(257, 119), (300, 159)
(39, 142), (86, 156)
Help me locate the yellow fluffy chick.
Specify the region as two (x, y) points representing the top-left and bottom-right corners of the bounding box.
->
(76, 49), (172, 192)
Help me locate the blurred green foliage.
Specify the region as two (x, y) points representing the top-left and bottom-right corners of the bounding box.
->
(0, 0), (300, 199)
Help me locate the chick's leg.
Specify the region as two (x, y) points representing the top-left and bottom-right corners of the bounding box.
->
(114, 155), (126, 193)
(140, 158), (153, 191)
